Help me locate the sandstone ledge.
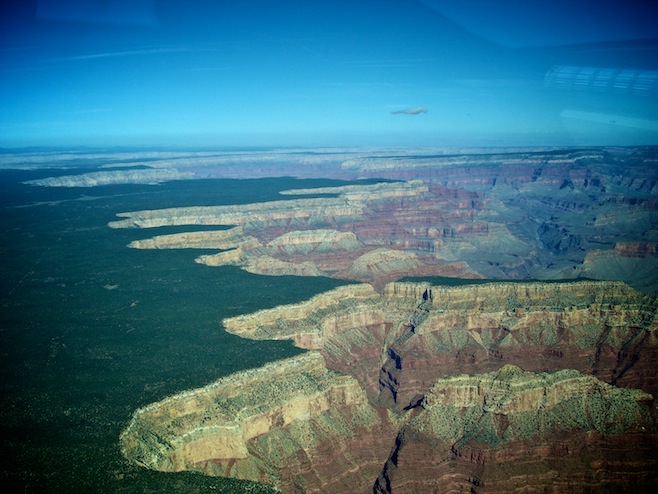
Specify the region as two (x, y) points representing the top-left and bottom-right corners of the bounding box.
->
(128, 226), (260, 250)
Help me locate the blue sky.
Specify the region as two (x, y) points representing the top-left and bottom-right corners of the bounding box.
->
(1, 0), (657, 148)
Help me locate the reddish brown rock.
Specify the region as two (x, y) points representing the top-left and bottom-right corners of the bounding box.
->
(374, 366), (658, 493)
(120, 352), (401, 493)
(615, 242), (658, 257)
(121, 281), (658, 493)
(223, 281), (658, 410)
(106, 146), (658, 492)
(378, 282), (658, 410)
(107, 147), (658, 292)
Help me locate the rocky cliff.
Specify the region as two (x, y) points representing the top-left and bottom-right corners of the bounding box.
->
(107, 147), (658, 292)
(128, 226), (261, 250)
(121, 352), (401, 493)
(110, 180), (480, 286)
(375, 365), (658, 493)
(23, 167), (195, 186)
(223, 281), (658, 410)
(121, 280), (658, 492)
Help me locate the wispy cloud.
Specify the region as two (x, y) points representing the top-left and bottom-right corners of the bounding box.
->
(317, 82), (413, 89)
(50, 47), (190, 62)
(392, 107), (428, 115)
(65, 108), (114, 115)
(342, 57), (436, 68)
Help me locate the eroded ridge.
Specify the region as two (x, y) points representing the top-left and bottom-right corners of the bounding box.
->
(375, 365), (658, 493)
(223, 280), (658, 409)
(120, 352), (399, 493)
(121, 280), (658, 493)
(121, 361), (658, 493)
(105, 148), (658, 292)
(110, 180), (474, 286)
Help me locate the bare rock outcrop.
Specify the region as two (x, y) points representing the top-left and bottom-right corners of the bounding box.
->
(128, 226), (260, 250)
(374, 365), (658, 493)
(121, 358), (658, 493)
(378, 281), (658, 410)
(107, 147), (658, 291)
(223, 281), (658, 410)
(107, 147), (658, 491)
(109, 197), (365, 230)
(348, 249), (421, 279)
(121, 352), (400, 493)
(110, 180), (479, 285)
(266, 229), (362, 255)
(121, 280), (658, 492)
(23, 167), (195, 186)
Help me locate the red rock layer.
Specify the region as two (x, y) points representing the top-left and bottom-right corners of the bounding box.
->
(377, 291), (658, 411)
(202, 405), (399, 494)
(375, 431), (658, 493)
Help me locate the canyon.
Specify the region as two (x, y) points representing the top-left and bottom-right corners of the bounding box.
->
(104, 147), (658, 292)
(21, 146), (658, 492)
(121, 280), (658, 492)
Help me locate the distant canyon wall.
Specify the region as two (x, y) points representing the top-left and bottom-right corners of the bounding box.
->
(101, 147), (658, 292)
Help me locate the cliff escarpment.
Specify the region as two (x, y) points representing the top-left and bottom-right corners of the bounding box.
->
(121, 280), (658, 492)
(107, 147), (658, 491)
(23, 167), (195, 186)
(108, 147), (658, 292)
(121, 352), (400, 493)
(110, 180), (480, 286)
(223, 281), (658, 410)
(375, 365), (658, 493)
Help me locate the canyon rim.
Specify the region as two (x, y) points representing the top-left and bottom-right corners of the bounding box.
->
(79, 146), (658, 492)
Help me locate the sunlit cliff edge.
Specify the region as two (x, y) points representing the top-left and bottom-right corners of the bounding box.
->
(121, 280), (658, 493)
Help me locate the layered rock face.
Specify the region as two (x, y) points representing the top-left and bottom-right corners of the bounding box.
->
(23, 168), (195, 186)
(122, 281), (658, 492)
(378, 281), (658, 410)
(107, 147), (658, 292)
(121, 352), (400, 493)
(223, 281), (658, 410)
(111, 181), (480, 286)
(105, 147), (658, 490)
(375, 365), (658, 494)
